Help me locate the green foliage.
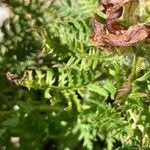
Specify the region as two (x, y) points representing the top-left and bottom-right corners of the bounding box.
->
(0, 0), (150, 149)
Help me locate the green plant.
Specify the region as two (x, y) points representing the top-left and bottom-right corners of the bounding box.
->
(0, 0), (150, 149)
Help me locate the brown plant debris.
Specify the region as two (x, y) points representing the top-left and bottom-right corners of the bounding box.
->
(6, 70), (31, 85)
(116, 79), (132, 100)
(91, 0), (150, 47)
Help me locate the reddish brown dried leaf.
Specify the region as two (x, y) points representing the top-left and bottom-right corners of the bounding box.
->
(116, 79), (132, 100)
(102, 0), (129, 5)
(103, 25), (148, 46)
(6, 72), (19, 85)
(90, 17), (105, 46)
(106, 6), (124, 33)
(91, 0), (149, 47)
(103, 0), (129, 33)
